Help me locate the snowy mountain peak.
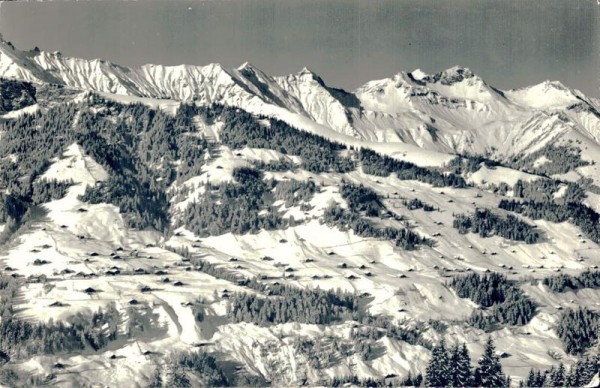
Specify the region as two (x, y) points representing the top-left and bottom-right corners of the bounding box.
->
(421, 66), (477, 85)
(442, 65), (475, 79)
(237, 61), (257, 73)
(409, 68), (428, 81)
(295, 67), (325, 85)
(506, 79), (582, 109)
(298, 66), (315, 76)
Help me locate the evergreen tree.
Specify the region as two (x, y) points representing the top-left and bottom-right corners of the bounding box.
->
(426, 339), (451, 387)
(525, 369), (536, 387)
(514, 179), (524, 198)
(450, 343), (472, 387)
(550, 363), (565, 387)
(474, 337), (507, 387)
(147, 367), (164, 388)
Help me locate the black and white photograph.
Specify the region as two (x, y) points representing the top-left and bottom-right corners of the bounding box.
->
(0, 0), (599, 386)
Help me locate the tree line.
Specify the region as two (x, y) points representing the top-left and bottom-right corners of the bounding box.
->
(557, 307), (599, 355)
(323, 183), (431, 250)
(76, 97), (207, 231)
(524, 352), (600, 387)
(453, 208), (541, 243)
(193, 104), (355, 173)
(449, 272), (536, 330)
(402, 198), (437, 212)
(543, 270), (600, 293)
(0, 275), (121, 357)
(507, 144), (590, 176)
(227, 286), (360, 325)
(425, 337), (509, 387)
(181, 167), (305, 236)
(359, 148), (467, 188)
(0, 103), (79, 228)
(500, 177), (600, 244)
(499, 199), (600, 244)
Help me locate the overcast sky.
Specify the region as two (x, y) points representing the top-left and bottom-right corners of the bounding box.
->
(1, 0), (599, 97)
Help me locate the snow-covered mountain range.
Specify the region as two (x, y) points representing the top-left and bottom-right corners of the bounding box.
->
(2, 38), (600, 166)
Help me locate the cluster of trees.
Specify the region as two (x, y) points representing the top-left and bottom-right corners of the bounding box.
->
(191, 300), (206, 322)
(450, 273), (536, 330)
(468, 293), (536, 331)
(254, 318), (423, 382)
(508, 145), (590, 176)
(525, 353), (600, 387)
(0, 104), (79, 228)
(292, 336), (336, 370)
(190, 257), (427, 351)
(31, 179), (73, 204)
(486, 182), (511, 196)
(498, 171), (600, 247)
(501, 177), (600, 244)
(328, 374), (422, 387)
(340, 183), (385, 216)
(0, 78), (36, 114)
(499, 198), (600, 244)
(543, 270), (600, 293)
(273, 179), (316, 207)
(175, 135), (210, 183)
(227, 286), (360, 325)
(202, 104), (355, 173)
(76, 99), (208, 231)
(189, 258), (252, 286)
(402, 198), (436, 212)
(252, 158), (297, 172)
(80, 173), (169, 231)
(0, 193), (27, 224)
(290, 325), (424, 379)
(0, 367), (57, 387)
(513, 179), (585, 205)
(356, 315), (426, 347)
(359, 148), (467, 188)
(126, 304), (162, 338)
(446, 154), (500, 175)
(323, 183), (430, 250)
(0, 275), (166, 362)
(0, 178), (71, 241)
(557, 307), (599, 354)
(149, 351), (229, 387)
(0, 289), (121, 356)
(425, 338), (509, 387)
(450, 272), (514, 308)
(452, 208), (541, 243)
(293, 334), (382, 370)
(181, 167), (289, 236)
(0, 96), (207, 233)
(323, 203), (428, 251)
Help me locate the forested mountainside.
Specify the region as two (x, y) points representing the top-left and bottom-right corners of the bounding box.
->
(1, 40), (600, 387)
